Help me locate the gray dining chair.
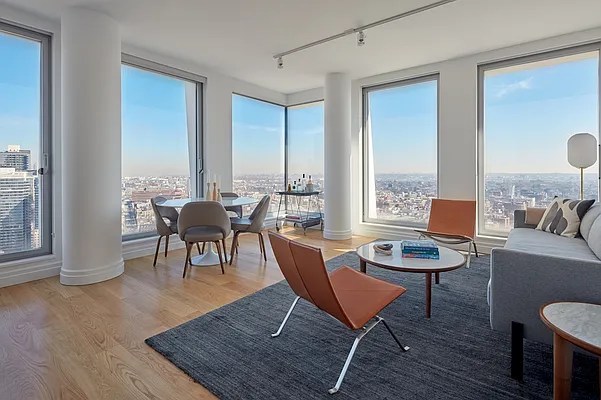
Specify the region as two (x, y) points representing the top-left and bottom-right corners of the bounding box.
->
(150, 196), (180, 267)
(178, 201), (232, 277)
(221, 191), (243, 218)
(229, 195), (271, 264)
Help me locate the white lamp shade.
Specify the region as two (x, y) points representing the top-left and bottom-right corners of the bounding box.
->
(567, 133), (597, 168)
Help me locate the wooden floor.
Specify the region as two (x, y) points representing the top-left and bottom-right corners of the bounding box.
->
(0, 228), (373, 400)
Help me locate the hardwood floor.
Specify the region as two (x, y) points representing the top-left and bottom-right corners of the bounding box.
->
(0, 228), (373, 400)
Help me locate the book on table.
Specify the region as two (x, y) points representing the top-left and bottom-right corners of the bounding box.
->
(401, 240), (440, 259)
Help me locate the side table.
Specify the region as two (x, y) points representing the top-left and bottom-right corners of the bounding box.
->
(540, 301), (601, 400)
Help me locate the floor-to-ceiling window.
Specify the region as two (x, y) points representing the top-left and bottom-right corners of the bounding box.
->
(479, 45), (600, 236)
(287, 101), (325, 213)
(232, 94), (285, 214)
(0, 22), (51, 261)
(362, 75), (439, 227)
(121, 57), (203, 239)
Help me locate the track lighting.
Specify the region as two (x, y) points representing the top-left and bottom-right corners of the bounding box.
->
(357, 31), (366, 46)
(272, 0), (456, 69)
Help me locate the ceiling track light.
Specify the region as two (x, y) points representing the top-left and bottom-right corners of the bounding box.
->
(357, 31), (366, 47)
(272, 0), (457, 68)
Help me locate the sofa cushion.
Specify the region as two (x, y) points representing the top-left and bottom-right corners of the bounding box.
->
(587, 217), (601, 259)
(581, 204), (601, 242)
(506, 228), (600, 262)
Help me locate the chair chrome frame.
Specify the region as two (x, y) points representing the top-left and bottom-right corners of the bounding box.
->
(271, 296), (410, 395)
(416, 231), (478, 268)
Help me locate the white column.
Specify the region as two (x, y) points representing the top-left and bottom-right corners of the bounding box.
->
(324, 73), (352, 240)
(60, 8), (124, 285)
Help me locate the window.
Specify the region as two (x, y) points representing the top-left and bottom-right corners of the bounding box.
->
(363, 76), (439, 227)
(0, 23), (51, 261)
(121, 57), (204, 238)
(479, 46), (600, 236)
(232, 94), (285, 214)
(287, 101), (325, 212)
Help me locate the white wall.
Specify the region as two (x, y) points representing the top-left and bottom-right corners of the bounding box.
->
(0, 5), (287, 285)
(287, 26), (601, 250)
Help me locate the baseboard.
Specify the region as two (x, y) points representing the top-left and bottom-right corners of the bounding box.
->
(323, 229), (353, 240)
(0, 255), (62, 288)
(60, 258), (125, 286)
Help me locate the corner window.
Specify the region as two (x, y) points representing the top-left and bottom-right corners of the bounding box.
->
(363, 76), (439, 227)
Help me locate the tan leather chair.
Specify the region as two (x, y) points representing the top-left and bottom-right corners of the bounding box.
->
(415, 199), (478, 271)
(268, 232), (409, 394)
(220, 192), (243, 218)
(178, 201), (232, 277)
(150, 196), (180, 266)
(229, 195), (271, 264)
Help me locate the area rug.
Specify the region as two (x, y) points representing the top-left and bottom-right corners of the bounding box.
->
(145, 252), (598, 399)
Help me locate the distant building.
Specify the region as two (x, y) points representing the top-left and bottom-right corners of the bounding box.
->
(0, 168), (35, 254)
(0, 145), (31, 171)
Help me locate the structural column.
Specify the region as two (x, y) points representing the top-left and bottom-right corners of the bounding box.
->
(324, 73), (352, 240)
(60, 8), (124, 285)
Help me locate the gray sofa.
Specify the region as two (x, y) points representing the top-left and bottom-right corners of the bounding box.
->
(488, 204), (601, 379)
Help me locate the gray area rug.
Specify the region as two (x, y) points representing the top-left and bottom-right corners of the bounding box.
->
(146, 252), (598, 399)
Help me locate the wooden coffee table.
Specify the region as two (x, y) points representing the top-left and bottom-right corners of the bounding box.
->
(356, 241), (466, 318)
(540, 301), (601, 400)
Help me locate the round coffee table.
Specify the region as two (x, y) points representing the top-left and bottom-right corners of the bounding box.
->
(540, 302), (601, 400)
(356, 241), (466, 318)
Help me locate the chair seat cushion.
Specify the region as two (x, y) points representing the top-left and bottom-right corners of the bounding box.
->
(182, 226), (224, 242)
(230, 217), (253, 231)
(330, 266), (407, 330)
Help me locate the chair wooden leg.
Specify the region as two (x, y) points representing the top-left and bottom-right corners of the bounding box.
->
(164, 235), (170, 257)
(259, 233), (267, 261)
(202, 242), (206, 254)
(215, 241), (225, 274)
(229, 231), (240, 265)
(221, 239), (228, 262)
(196, 242), (202, 255)
(153, 236), (162, 267)
(435, 272), (440, 284)
(182, 242), (192, 278)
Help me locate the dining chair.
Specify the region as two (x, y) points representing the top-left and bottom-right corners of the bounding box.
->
(178, 201), (232, 277)
(414, 198), (478, 271)
(221, 191), (243, 218)
(229, 195), (271, 264)
(268, 232), (409, 394)
(150, 196), (180, 267)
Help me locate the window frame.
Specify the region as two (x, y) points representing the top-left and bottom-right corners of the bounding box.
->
(477, 43), (601, 238)
(0, 21), (52, 263)
(361, 74), (441, 228)
(121, 54), (206, 241)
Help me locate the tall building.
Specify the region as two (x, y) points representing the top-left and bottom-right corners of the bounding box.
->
(0, 167), (36, 255)
(0, 145), (31, 171)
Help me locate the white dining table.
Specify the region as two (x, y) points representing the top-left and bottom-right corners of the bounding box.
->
(157, 197), (259, 267)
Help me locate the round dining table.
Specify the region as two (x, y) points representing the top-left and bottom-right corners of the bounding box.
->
(156, 197), (259, 266)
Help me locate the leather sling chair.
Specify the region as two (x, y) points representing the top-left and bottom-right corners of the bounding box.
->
(414, 199), (478, 276)
(268, 232), (410, 394)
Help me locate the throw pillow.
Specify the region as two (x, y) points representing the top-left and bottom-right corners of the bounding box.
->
(536, 197), (595, 238)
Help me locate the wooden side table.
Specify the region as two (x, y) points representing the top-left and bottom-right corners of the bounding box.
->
(540, 302), (601, 400)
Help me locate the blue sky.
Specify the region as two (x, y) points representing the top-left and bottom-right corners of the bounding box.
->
(1, 28), (599, 178)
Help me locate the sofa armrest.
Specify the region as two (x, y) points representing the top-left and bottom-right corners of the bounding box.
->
(490, 248), (601, 345)
(514, 209), (539, 229)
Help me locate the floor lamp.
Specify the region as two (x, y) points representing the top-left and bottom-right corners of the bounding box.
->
(567, 133), (598, 200)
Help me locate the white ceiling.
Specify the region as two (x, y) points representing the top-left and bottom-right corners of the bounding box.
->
(3, 0), (601, 93)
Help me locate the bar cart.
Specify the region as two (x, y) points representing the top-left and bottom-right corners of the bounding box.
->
(274, 191), (324, 234)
